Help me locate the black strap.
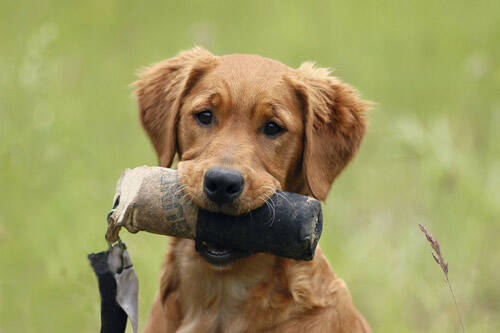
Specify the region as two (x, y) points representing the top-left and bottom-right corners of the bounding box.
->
(88, 251), (128, 333)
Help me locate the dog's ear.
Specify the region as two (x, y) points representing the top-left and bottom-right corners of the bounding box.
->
(133, 47), (217, 167)
(286, 62), (369, 201)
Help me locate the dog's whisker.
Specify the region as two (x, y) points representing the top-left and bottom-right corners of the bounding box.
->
(259, 194), (275, 227)
(266, 193), (277, 226)
(262, 185), (293, 207)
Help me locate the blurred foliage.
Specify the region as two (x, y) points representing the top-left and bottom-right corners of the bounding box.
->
(1, 0), (499, 332)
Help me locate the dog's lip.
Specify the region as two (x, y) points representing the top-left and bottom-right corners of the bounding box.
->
(181, 187), (267, 216)
(195, 239), (253, 267)
(194, 199), (249, 216)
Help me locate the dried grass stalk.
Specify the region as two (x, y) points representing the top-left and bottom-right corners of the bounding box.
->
(418, 223), (465, 333)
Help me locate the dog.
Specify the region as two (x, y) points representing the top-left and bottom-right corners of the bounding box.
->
(134, 47), (371, 332)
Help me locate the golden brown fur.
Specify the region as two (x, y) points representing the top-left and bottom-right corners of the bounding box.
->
(134, 47), (371, 332)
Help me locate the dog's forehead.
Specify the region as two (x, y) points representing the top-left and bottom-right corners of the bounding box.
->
(217, 54), (290, 75)
(195, 54), (297, 111)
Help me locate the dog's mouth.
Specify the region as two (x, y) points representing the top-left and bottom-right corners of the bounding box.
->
(195, 239), (253, 267)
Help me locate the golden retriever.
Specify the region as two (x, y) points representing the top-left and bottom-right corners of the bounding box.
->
(134, 47), (371, 333)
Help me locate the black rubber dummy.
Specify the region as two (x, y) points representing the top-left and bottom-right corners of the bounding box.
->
(107, 167), (323, 261)
(196, 190), (322, 261)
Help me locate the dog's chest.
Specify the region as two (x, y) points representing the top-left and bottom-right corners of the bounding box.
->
(173, 240), (278, 332)
(177, 266), (256, 332)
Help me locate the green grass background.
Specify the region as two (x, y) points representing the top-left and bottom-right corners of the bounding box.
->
(1, 0), (499, 332)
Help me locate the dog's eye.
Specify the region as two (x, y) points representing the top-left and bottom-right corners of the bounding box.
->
(195, 110), (213, 126)
(263, 121), (284, 136)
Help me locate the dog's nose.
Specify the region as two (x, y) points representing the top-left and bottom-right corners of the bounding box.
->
(204, 167), (244, 204)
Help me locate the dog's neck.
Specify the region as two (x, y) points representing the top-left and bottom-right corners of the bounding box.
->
(174, 239), (277, 332)
(163, 239), (346, 332)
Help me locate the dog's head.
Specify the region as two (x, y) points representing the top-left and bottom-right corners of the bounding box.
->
(134, 47), (368, 267)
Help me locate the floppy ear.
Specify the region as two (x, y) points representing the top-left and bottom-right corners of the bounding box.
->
(133, 47), (217, 167)
(286, 62), (370, 201)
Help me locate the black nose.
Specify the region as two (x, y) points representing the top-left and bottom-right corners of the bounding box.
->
(204, 167), (244, 204)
